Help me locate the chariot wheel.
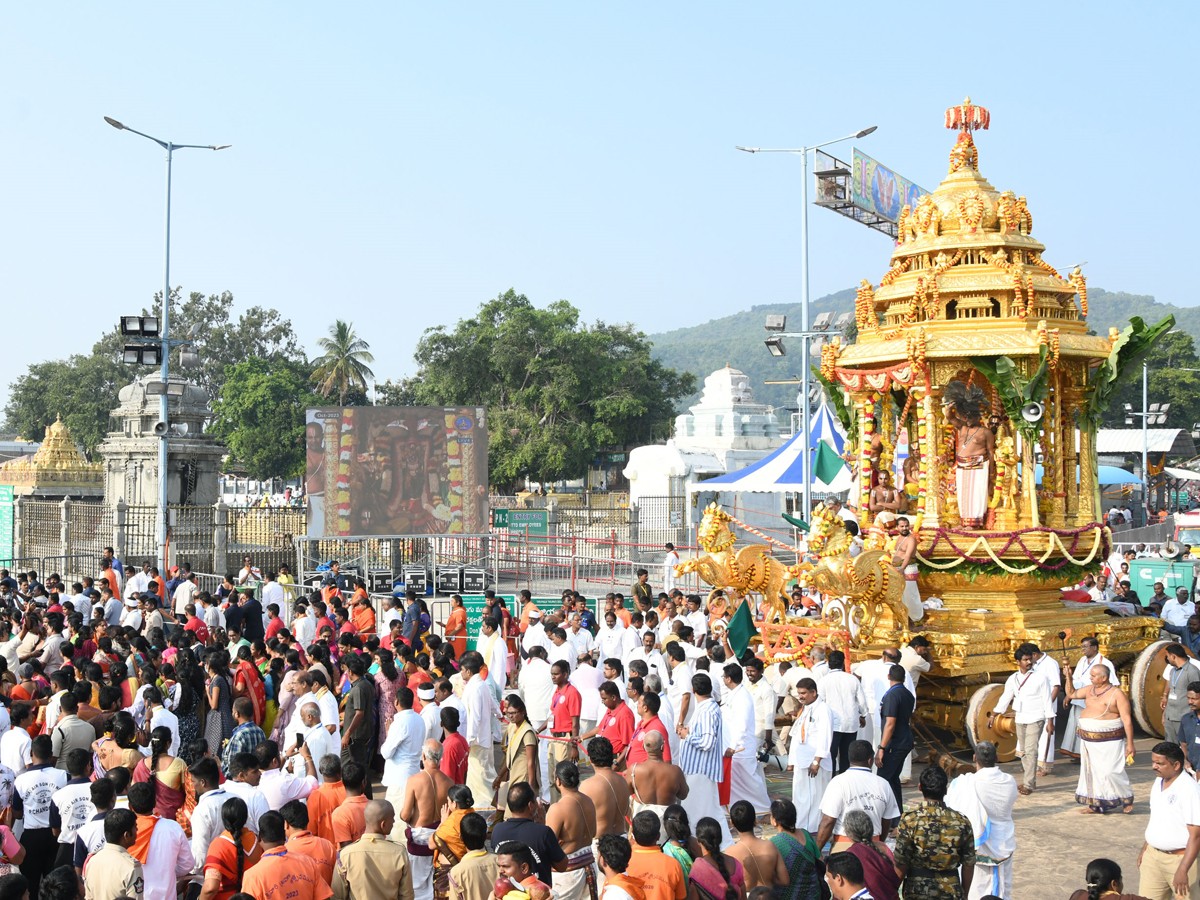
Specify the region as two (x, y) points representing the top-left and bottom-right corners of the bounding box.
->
(1131, 640), (1171, 739)
(965, 683), (1019, 762)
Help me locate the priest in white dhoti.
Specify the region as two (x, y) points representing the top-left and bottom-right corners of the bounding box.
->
(944, 383), (993, 530)
(1060, 637), (1118, 755)
(1062, 664), (1136, 814)
(481, 615), (509, 743)
(788, 677), (832, 833)
(721, 665), (772, 815)
(946, 741), (1019, 900)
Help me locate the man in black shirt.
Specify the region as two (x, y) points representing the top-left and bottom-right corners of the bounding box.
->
(490, 782), (567, 885)
(875, 663), (915, 822)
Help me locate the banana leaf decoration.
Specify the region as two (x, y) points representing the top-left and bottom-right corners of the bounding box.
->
(1083, 315), (1175, 429)
(968, 346), (1052, 441)
(812, 366), (859, 448)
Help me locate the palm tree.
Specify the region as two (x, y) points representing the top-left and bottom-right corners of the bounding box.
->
(312, 320), (376, 405)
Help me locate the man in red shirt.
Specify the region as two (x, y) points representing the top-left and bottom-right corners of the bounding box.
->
(439, 707), (469, 784)
(547, 660), (582, 803)
(624, 692), (672, 767)
(182, 604), (210, 645)
(582, 682), (635, 756)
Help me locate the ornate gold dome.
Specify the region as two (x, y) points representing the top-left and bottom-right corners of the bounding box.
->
(848, 98), (1091, 354)
(0, 416), (102, 493)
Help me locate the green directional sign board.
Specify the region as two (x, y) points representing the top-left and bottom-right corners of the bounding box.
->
(491, 508), (549, 541)
(0, 486), (12, 565)
(461, 594), (598, 650)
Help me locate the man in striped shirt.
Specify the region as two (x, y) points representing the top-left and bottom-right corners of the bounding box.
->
(677, 673), (733, 847)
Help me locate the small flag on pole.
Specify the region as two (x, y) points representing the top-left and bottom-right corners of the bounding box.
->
(727, 599), (759, 659)
(812, 440), (846, 486)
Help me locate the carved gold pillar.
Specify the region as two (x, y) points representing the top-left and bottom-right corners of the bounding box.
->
(1046, 372), (1066, 528)
(1078, 425), (1098, 523)
(858, 395), (874, 529)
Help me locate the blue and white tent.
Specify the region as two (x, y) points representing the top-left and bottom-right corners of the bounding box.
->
(692, 401), (851, 494)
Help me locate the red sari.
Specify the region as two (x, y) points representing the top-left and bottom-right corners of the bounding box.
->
(234, 660), (266, 725)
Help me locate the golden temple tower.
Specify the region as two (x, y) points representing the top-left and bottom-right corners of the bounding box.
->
(818, 100), (1165, 735)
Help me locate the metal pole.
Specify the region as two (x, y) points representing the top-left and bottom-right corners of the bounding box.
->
(800, 145), (812, 521)
(158, 145), (174, 571)
(1143, 361), (1149, 522)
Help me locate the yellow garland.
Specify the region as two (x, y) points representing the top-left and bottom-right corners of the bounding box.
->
(915, 526), (1104, 574)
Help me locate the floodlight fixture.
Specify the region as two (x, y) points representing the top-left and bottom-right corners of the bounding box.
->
(765, 337), (786, 357)
(764, 314), (787, 332)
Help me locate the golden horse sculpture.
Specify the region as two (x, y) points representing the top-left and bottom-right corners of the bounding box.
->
(674, 504), (800, 624)
(802, 503), (911, 647)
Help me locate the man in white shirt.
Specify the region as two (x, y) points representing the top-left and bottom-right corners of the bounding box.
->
(522, 611), (550, 658)
(188, 759), (230, 873)
(237, 555), (262, 585)
(787, 677), (834, 832)
(291, 602), (316, 649)
(664, 643), (694, 727)
(566, 614), (595, 662)
(16, 735), (67, 892)
(145, 687), (180, 757)
(821, 650), (868, 776)
(127, 781), (193, 900)
(261, 571), (285, 611)
(286, 702), (338, 772)
(518, 646), (555, 803)
(545, 627), (576, 673)
(418, 684), (442, 737)
(171, 572), (198, 617)
(570, 657), (604, 738)
(815, 739), (901, 850)
(1163, 588), (1197, 629)
(125, 562), (152, 597)
(744, 658), (779, 757)
(311, 672), (342, 746)
(257, 740), (317, 809)
(1141, 741), (1200, 899)
(381, 686), (427, 819)
(626, 631), (667, 680)
(223, 753), (270, 836)
(683, 596), (708, 646)
(201, 593), (225, 632)
(988, 645), (1056, 794)
(663, 544), (680, 593)
(1031, 644), (1064, 777)
(946, 741), (1018, 900)
(51, 749), (95, 865)
(722, 664), (771, 815)
(596, 612), (631, 663)
(462, 652), (497, 807)
(851, 648), (915, 748)
(0, 704), (32, 776)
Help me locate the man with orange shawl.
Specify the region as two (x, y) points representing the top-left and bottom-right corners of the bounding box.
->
(595, 835), (646, 900)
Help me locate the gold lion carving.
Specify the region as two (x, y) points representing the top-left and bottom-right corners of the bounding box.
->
(914, 195), (941, 237)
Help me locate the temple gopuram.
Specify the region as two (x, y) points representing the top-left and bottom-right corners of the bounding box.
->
(0, 417), (103, 499)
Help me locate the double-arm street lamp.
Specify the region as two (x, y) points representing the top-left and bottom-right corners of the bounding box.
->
(105, 116), (230, 568)
(737, 126), (877, 520)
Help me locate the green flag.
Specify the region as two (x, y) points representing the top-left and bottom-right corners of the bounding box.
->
(812, 440), (845, 486)
(782, 512), (809, 532)
(727, 599), (759, 659)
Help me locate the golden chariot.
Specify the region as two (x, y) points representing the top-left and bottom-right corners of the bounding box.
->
(686, 99), (1178, 759)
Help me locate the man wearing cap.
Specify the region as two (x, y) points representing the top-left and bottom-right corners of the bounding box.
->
(417, 684), (440, 737)
(522, 608), (549, 658)
(119, 594), (143, 632)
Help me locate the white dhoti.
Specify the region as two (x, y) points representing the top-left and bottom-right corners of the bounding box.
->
(467, 743), (497, 807)
(902, 564), (923, 622)
(552, 846), (599, 900)
(680, 773), (733, 849)
(404, 824), (437, 900)
(946, 770), (1016, 900)
(630, 801), (670, 841)
(969, 858), (1014, 900)
(1060, 705), (1083, 755)
(729, 755), (772, 816)
(955, 460), (989, 528)
(538, 735), (551, 804)
(790, 766), (832, 833)
(1037, 721), (1057, 770)
(1076, 717), (1133, 812)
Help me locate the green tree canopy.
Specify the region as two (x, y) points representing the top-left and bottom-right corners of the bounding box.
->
(404, 289), (696, 489)
(1099, 329), (1200, 431)
(5, 288), (304, 456)
(311, 320), (375, 406)
(209, 357), (315, 479)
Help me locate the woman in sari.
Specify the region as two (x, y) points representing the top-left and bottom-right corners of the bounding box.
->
(170, 654), (203, 750)
(374, 649), (405, 749)
(445, 596), (468, 659)
(430, 785), (475, 900)
(132, 725), (188, 819)
(689, 817), (745, 900)
(662, 805), (700, 880)
(110, 660), (140, 710)
(93, 712), (143, 776)
(261, 656), (282, 736)
(495, 695), (538, 808)
(842, 809), (898, 900)
(269, 651), (302, 747)
(232, 646), (266, 726)
(767, 799), (823, 900)
(205, 654), (235, 756)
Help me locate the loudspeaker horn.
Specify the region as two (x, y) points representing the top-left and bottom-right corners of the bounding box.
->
(1163, 540), (1184, 560)
(153, 421), (168, 436)
(1021, 402), (1045, 424)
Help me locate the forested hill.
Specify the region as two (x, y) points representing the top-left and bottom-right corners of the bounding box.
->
(649, 287), (1196, 413)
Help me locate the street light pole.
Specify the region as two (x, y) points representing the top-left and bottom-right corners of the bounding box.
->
(738, 125), (878, 520)
(1143, 361), (1149, 516)
(104, 117), (230, 569)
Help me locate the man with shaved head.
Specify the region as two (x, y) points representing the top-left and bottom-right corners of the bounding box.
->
(333, 799), (414, 900)
(398, 739), (453, 900)
(624, 729), (688, 841)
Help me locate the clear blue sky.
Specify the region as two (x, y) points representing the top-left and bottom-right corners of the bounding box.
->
(1, 3), (1195, 415)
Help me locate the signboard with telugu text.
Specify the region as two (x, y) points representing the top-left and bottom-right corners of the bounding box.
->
(461, 594), (599, 650)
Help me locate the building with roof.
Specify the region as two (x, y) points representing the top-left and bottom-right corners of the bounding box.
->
(0, 417), (103, 499)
